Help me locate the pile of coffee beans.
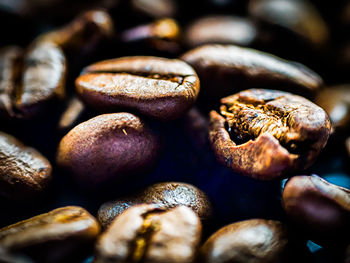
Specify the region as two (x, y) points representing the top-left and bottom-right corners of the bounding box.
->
(0, 0), (349, 262)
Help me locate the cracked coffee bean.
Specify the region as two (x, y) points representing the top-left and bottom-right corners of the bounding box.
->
(199, 219), (291, 263)
(0, 206), (100, 263)
(0, 131), (52, 200)
(181, 44), (322, 110)
(97, 182), (212, 229)
(184, 16), (257, 48)
(0, 41), (66, 120)
(56, 112), (160, 186)
(94, 204), (201, 263)
(282, 175), (350, 245)
(209, 89), (331, 179)
(75, 56), (200, 121)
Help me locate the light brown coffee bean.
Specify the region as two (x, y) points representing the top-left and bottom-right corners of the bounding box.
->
(199, 219), (290, 263)
(209, 89), (331, 179)
(75, 56), (200, 121)
(56, 113), (160, 186)
(94, 204), (201, 263)
(97, 182), (212, 229)
(0, 131), (52, 200)
(0, 42), (66, 119)
(0, 206), (100, 263)
(184, 16), (257, 48)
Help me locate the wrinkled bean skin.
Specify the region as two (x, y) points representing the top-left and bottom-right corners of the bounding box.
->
(0, 131), (52, 200)
(184, 16), (257, 48)
(75, 56), (200, 121)
(94, 204), (201, 263)
(282, 175), (350, 245)
(199, 219), (290, 263)
(0, 42), (66, 119)
(209, 89), (331, 179)
(97, 182), (212, 229)
(0, 206), (100, 263)
(56, 113), (160, 186)
(181, 44), (322, 110)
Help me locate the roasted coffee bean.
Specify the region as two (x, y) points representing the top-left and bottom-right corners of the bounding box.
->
(315, 85), (350, 135)
(0, 41), (66, 119)
(248, 0), (329, 47)
(57, 96), (90, 133)
(94, 204), (201, 263)
(181, 44), (322, 110)
(36, 10), (113, 54)
(184, 16), (257, 48)
(209, 89), (331, 179)
(282, 175), (350, 245)
(56, 113), (160, 186)
(0, 206), (99, 263)
(97, 182), (212, 229)
(0, 131), (52, 200)
(121, 18), (181, 55)
(131, 0), (177, 18)
(75, 56), (200, 120)
(199, 219), (291, 263)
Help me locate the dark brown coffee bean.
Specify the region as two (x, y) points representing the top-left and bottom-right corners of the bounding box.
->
(184, 16), (257, 48)
(56, 113), (160, 186)
(248, 0), (329, 47)
(36, 10), (113, 53)
(0, 206), (99, 263)
(0, 131), (52, 200)
(94, 204), (201, 263)
(315, 85), (350, 135)
(97, 182), (212, 229)
(0, 42), (66, 119)
(199, 219), (290, 263)
(75, 56), (200, 121)
(282, 175), (350, 245)
(181, 44), (322, 108)
(209, 89), (331, 179)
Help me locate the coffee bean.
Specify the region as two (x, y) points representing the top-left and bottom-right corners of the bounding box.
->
(0, 41), (66, 119)
(248, 0), (329, 47)
(97, 182), (212, 229)
(120, 18), (181, 55)
(94, 204), (201, 263)
(315, 85), (350, 135)
(36, 10), (113, 54)
(184, 16), (257, 48)
(75, 56), (200, 120)
(56, 113), (160, 186)
(209, 89), (331, 179)
(282, 175), (350, 245)
(131, 0), (177, 18)
(181, 44), (322, 110)
(199, 219), (291, 263)
(0, 131), (52, 200)
(0, 206), (99, 263)
(57, 96), (90, 134)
